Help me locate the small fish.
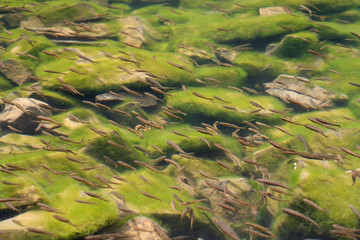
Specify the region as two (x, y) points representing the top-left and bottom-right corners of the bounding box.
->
(141, 190), (162, 201)
(268, 140), (293, 152)
(167, 140), (187, 154)
(302, 198), (327, 212)
(249, 100), (265, 110)
(216, 161), (235, 173)
(275, 126), (294, 136)
(257, 179), (291, 190)
(212, 218), (241, 240)
(199, 137), (211, 147)
(172, 130), (190, 139)
(307, 49), (324, 58)
(41, 50), (60, 58)
(117, 161), (137, 171)
(213, 95), (230, 103)
(281, 208), (319, 227)
(304, 124), (327, 137)
(167, 60), (193, 73)
(52, 214), (76, 227)
(84, 191), (108, 202)
(26, 227), (57, 237)
(192, 92), (212, 100)
(5, 202), (19, 212)
(243, 228), (271, 239)
(74, 199), (97, 204)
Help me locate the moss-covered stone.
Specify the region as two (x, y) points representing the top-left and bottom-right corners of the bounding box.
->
(233, 51), (296, 85)
(38, 3), (99, 26)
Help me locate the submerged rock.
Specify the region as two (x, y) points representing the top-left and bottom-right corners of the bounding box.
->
(95, 92), (158, 107)
(0, 98), (51, 134)
(0, 59), (32, 86)
(1, 13), (24, 28)
(118, 16), (149, 48)
(38, 3), (99, 26)
(24, 24), (111, 40)
(264, 74), (348, 110)
(214, 47), (238, 64)
(112, 216), (170, 240)
(259, 6), (287, 16)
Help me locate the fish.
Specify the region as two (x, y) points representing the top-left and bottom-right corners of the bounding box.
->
(117, 161), (137, 171)
(84, 191), (108, 202)
(5, 202), (19, 212)
(5, 163), (32, 172)
(144, 92), (163, 102)
(245, 222), (275, 237)
(281, 208), (319, 227)
(192, 92), (212, 100)
(59, 84), (84, 96)
(268, 140), (294, 152)
(60, 136), (83, 144)
(37, 116), (62, 126)
(302, 198), (327, 212)
(243, 228), (271, 238)
(216, 161), (235, 173)
(217, 28), (235, 33)
(107, 140), (127, 149)
(257, 179), (291, 190)
(141, 190), (162, 201)
(77, 53), (97, 63)
(280, 117), (303, 126)
(151, 87), (172, 96)
(69, 68), (86, 75)
(199, 137), (211, 147)
(213, 95), (230, 103)
(204, 2), (232, 14)
(1, 180), (21, 185)
(275, 126), (294, 136)
(166, 61), (193, 73)
(227, 86), (244, 93)
(41, 50), (60, 58)
(242, 87), (259, 95)
(196, 205), (217, 213)
(349, 204), (360, 219)
(167, 140), (187, 154)
(70, 175), (99, 188)
(113, 109), (132, 118)
(212, 218), (241, 240)
(172, 130), (190, 139)
(74, 199), (97, 204)
(26, 227), (57, 237)
(164, 159), (181, 170)
(305, 124), (327, 137)
(249, 100), (265, 110)
(307, 49), (324, 58)
(52, 214), (76, 227)
(37, 203), (62, 213)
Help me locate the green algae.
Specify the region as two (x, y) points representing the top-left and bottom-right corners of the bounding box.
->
(166, 87), (285, 125)
(233, 51), (296, 85)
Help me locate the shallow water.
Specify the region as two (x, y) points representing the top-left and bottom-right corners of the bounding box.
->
(0, 0), (359, 239)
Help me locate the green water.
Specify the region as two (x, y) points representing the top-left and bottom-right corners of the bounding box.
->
(0, 0), (359, 239)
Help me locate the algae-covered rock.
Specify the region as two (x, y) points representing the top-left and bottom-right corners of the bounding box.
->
(259, 6), (287, 16)
(0, 59), (32, 85)
(266, 32), (320, 58)
(264, 74), (348, 110)
(1, 14), (24, 29)
(166, 87), (285, 125)
(118, 16), (152, 48)
(0, 98), (51, 134)
(38, 3), (99, 26)
(105, 216), (170, 240)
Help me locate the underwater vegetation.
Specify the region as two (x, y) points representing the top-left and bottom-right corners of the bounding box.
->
(0, 0), (359, 239)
